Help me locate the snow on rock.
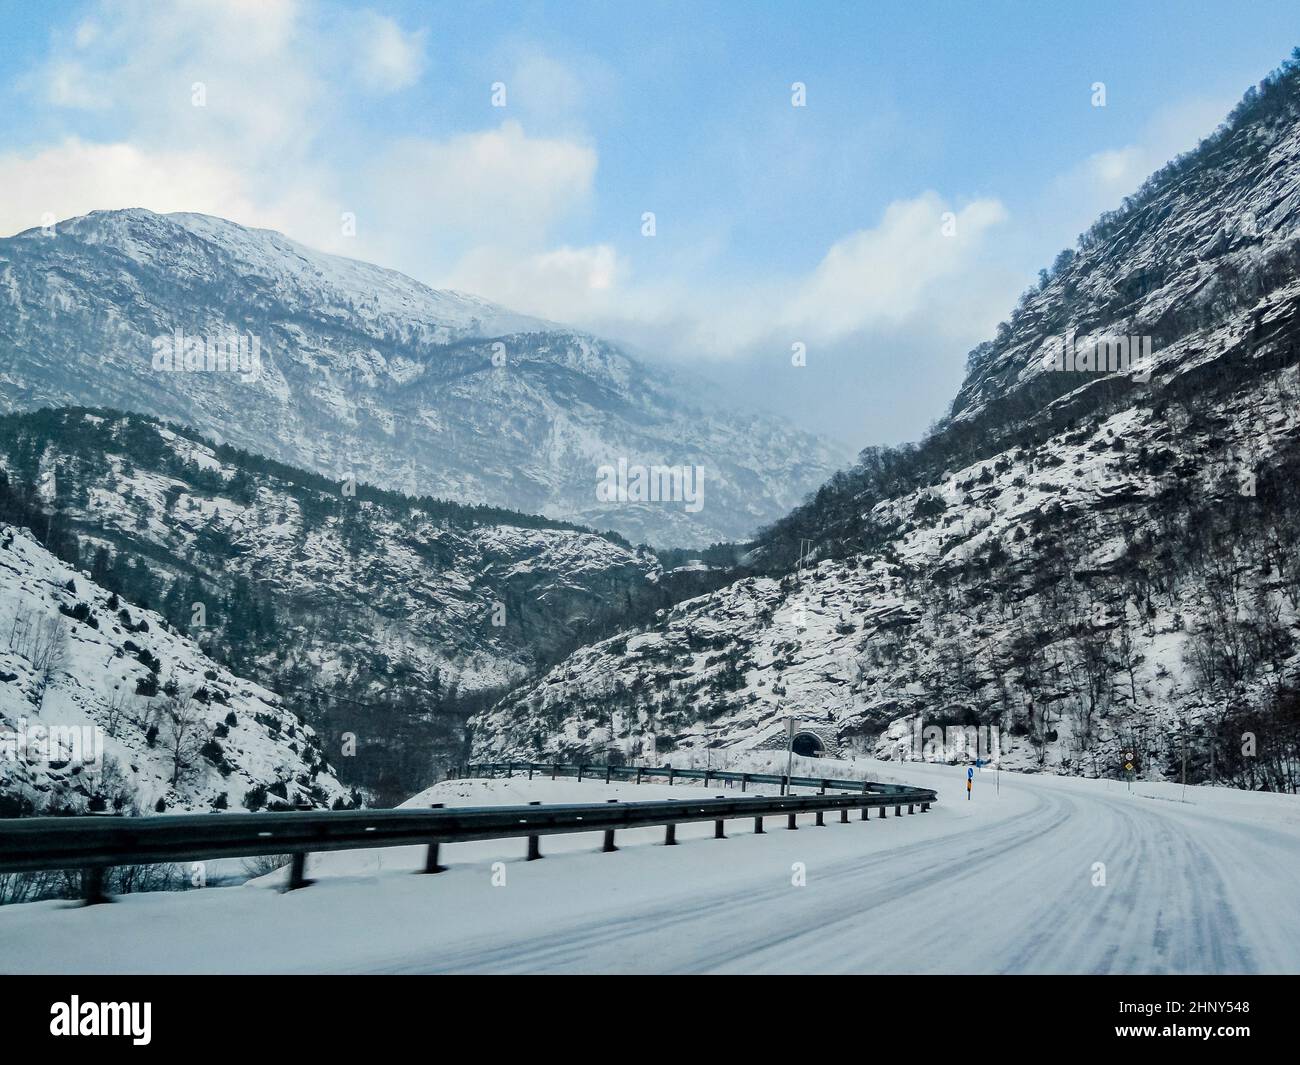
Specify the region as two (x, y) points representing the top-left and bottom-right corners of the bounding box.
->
(0, 524), (347, 814)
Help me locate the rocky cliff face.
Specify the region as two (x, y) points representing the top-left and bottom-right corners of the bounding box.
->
(470, 56), (1300, 791)
(0, 209), (849, 545)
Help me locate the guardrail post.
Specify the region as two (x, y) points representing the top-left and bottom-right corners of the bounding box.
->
(665, 822), (677, 846)
(552, 763), (558, 780)
(921, 802), (930, 812)
(527, 801), (542, 861)
(820, 779), (828, 795)
(603, 800), (619, 852)
(878, 806), (887, 818)
(288, 852), (309, 891)
(895, 804), (902, 817)
(908, 803), (914, 814)
(668, 765), (675, 786)
(815, 810), (825, 826)
(423, 803), (446, 873)
(605, 765), (612, 784)
(528, 765), (534, 780)
(714, 797), (726, 838)
(82, 865), (110, 906)
(741, 773), (748, 792)
(577, 764), (584, 782)
(861, 803), (869, 821)
(781, 774), (789, 796)
(636, 766), (643, 785)
(840, 807), (849, 823)
(787, 812), (797, 830)
(754, 815), (764, 834)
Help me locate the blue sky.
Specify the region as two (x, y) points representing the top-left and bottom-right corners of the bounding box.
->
(1, 1), (1297, 448)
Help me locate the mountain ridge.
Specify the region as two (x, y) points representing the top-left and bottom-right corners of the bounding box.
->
(0, 208), (850, 546)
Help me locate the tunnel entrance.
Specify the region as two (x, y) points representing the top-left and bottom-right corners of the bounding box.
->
(791, 732), (825, 758)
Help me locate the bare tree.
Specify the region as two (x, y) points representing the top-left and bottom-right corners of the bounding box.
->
(1114, 614), (1143, 710)
(158, 689), (205, 787)
(7, 610), (69, 712)
(102, 685), (133, 738)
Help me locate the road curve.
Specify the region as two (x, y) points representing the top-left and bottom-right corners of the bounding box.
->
(380, 766), (1300, 975)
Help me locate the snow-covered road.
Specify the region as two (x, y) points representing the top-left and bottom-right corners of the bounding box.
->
(2, 760), (1298, 974)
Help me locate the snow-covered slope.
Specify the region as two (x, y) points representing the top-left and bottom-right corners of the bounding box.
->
(0, 209), (849, 544)
(470, 56), (1300, 788)
(0, 524), (346, 815)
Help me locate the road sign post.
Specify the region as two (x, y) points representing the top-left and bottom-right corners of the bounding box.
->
(1122, 749), (1138, 792)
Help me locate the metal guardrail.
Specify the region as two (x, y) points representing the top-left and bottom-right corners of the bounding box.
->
(457, 760), (922, 797)
(0, 765), (936, 904)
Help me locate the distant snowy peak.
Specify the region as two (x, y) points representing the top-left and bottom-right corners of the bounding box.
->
(42, 208), (551, 341)
(1, 208), (849, 544)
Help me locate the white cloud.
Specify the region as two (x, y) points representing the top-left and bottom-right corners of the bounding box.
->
(448, 243), (622, 323)
(363, 122), (597, 264)
(0, 139), (267, 237)
(352, 11), (427, 93)
(446, 191), (1011, 363)
(37, 0), (321, 159)
(3, 0), (598, 284)
(780, 193), (1008, 342)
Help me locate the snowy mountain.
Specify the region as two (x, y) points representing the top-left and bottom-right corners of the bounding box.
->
(0, 523), (347, 816)
(0, 209), (849, 545)
(470, 55), (1300, 791)
(0, 407), (727, 801)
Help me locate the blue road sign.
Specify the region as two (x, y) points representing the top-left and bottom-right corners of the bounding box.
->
(967, 767), (974, 780)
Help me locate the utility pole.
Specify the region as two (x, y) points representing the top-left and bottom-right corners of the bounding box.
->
(1181, 719), (1188, 801)
(784, 713), (797, 795)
